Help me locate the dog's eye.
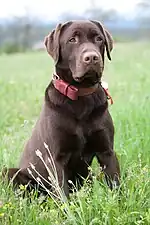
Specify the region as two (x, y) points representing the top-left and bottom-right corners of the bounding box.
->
(69, 37), (77, 43)
(95, 36), (102, 42)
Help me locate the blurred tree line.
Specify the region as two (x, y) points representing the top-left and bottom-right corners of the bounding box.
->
(0, 0), (149, 54)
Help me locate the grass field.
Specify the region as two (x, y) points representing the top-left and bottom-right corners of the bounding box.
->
(0, 42), (150, 225)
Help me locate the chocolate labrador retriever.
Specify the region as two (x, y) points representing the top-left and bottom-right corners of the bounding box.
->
(3, 20), (120, 198)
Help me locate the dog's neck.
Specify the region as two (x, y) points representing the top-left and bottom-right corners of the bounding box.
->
(52, 73), (99, 101)
(55, 66), (99, 88)
(55, 67), (72, 83)
(51, 66), (100, 100)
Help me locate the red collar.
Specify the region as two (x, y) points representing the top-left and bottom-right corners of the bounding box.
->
(52, 74), (113, 104)
(102, 86), (113, 105)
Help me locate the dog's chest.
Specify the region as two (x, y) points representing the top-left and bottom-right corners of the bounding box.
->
(70, 102), (94, 120)
(72, 122), (93, 155)
(68, 91), (106, 120)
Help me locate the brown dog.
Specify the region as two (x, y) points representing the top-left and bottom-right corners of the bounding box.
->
(3, 20), (120, 198)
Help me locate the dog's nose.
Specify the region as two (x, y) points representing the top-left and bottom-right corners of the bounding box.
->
(83, 52), (100, 64)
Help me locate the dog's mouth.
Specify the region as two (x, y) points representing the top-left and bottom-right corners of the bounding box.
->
(73, 70), (100, 84)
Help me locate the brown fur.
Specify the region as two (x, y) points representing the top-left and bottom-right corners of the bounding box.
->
(3, 20), (120, 197)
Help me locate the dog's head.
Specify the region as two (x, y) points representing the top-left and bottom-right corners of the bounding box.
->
(45, 20), (113, 86)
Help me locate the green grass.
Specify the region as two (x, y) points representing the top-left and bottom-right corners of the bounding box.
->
(0, 42), (150, 224)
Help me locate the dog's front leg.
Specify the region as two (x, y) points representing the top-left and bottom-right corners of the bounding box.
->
(96, 150), (120, 189)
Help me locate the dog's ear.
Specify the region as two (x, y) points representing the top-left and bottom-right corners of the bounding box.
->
(44, 23), (62, 64)
(44, 21), (73, 64)
(90, 20), (113, 60)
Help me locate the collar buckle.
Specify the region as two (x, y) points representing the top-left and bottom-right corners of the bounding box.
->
(52, 74), (60, 80)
